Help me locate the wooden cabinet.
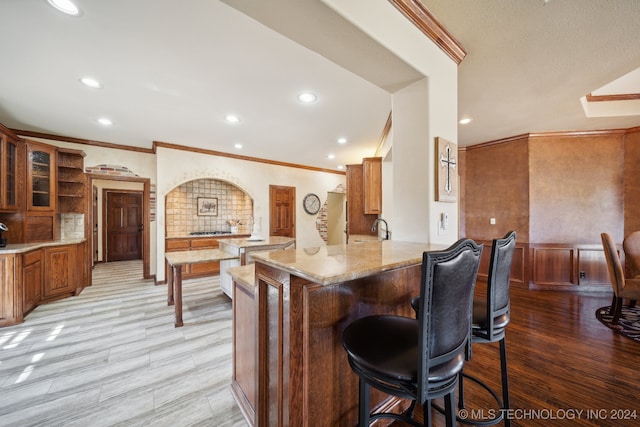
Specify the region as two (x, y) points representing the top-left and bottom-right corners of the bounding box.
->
(0, 126), (21, 211)
(346, 163), (378, 238)
(22, 250), (43, 314)
(530, 243), (611, 290)
(26, 142), (56, 212)
(43, 244), (76, 299)
(0, 241), (84, 327)
(57, 148), (86, 213)
(363, 157), (382, 214)
(25, 212), (56, 242)
(0, 253), (19, 327)
(165, 237), (220, 278)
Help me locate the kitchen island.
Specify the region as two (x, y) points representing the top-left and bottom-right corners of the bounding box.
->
(164, 236), (295, 326)
(231, 240), (448, 427)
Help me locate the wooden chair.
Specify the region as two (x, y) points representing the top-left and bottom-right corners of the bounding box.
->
(601, 233), (640, 324)
(341, 239), (482, 427)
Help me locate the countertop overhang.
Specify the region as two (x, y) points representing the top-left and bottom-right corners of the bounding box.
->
(250, 240), (449, 286)
(218, 236), (295, 251)
(0, 239), (87, 255)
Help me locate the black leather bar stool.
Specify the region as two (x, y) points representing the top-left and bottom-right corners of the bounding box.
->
(412, 231), (516, 426)
(342, 238), (483, 427)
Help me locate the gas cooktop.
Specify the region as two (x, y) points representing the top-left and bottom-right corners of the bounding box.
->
(189, 231), (232, 235)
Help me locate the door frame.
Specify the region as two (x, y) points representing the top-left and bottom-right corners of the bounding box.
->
(103, 189), (143, 263)
(88, 174), (151, 279)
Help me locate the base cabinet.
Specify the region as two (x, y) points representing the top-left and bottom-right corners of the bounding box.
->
(0, 241), (85, 327)
(43, 245), (76, 299)
(22, 250), (43, 314)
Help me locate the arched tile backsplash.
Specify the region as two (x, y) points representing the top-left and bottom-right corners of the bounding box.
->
(166, 179), (253, 237)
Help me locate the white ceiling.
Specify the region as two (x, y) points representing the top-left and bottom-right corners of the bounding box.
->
(1, 0), (639, 171)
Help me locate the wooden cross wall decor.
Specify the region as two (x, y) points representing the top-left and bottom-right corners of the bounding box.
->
(436, 137), (458, 202)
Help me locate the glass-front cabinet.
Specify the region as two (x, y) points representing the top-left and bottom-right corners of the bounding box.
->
(0, 134), (19, 211)
(27, 142), (56, 211)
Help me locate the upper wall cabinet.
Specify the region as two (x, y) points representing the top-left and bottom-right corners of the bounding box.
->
(363, 157), (382, 215)
(26, 142), (56, 212)
(0, 127), (21, 212)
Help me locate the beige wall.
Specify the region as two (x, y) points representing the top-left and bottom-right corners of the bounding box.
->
(155, 146), (345, 280)
(325, 0), (460, 245)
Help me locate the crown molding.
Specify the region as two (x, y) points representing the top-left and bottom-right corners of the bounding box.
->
(12, 129), (155, 154)
(153, 141), (345, 175)
(388, 0), (466, 64)
(586, 93), (640, 102)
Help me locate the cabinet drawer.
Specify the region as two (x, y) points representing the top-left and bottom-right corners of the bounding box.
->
(191, 261), (220, 276)
(166, 239), (190, 250)
(23, 249), (43, 265)
(191, 238), (218, 249)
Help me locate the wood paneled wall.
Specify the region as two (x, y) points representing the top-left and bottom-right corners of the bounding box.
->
(624, 127), (640, 236)
(461, 129), (636, 290)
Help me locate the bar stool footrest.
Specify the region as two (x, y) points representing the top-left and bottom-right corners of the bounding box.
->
(432, 372), (506, 426)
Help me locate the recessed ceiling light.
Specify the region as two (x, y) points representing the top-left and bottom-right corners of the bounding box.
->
(234, 143), (243, 149)
(297, 93), (317, 103)
(225, 114), (240, 123)
(459, 118), (472, 125)
(337, 137), (347, 144)
(46, 0), (82, 16)
(337, 165), (344, 170)
(328, 154), (335, 159)
(80, 77), (102, 89)
(97, 117), (112, 126)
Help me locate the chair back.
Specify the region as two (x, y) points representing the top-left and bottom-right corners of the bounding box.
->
(417, 238), (482, 403)
(602, 232), (624, 296)
(483, 231), (517, 340)
(623, 231), (640, 278)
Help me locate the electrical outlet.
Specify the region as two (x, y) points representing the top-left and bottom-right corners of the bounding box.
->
(490, 218), (496, 225)
(579, 271), (586, 279)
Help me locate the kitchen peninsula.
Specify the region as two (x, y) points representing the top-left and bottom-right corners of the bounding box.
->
(230, 240), (448, 427)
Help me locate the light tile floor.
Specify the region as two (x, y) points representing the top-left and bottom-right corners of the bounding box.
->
(0, 260), (247, 427)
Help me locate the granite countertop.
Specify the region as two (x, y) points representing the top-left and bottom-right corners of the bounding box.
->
(0, 239), (87, 255)
(226, 264), (255, 288)
(250, 240), (449, 286)
(166, 233), (249, 239)
(218, 236), (295, 251)
(165, 248), (239, 266)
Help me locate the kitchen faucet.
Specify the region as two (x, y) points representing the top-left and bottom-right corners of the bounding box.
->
(371, 218), (390, 240)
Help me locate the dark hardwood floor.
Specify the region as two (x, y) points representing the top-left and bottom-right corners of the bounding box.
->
(390, 285), (640, 426)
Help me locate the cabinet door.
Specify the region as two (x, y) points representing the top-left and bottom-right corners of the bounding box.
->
(0, 137), (19, 210)
(27, 143), (56, 211)
(43, 245), (75, 298)
(23, 250), (43, 313)
(363, 157), (382, 215)
(346, 164), (378, 237)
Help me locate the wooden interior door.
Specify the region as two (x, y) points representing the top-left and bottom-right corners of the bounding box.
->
(269, 185), (295, 237)
(105, 191), (143, 262)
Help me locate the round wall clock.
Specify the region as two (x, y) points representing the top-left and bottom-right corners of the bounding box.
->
(303, 193), (321, 215)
